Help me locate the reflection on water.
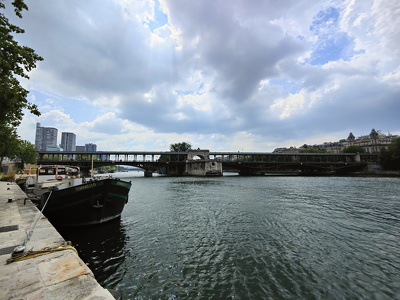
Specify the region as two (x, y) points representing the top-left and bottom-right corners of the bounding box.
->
(58, 218), (128, 287)
(60, 174), (400, 299)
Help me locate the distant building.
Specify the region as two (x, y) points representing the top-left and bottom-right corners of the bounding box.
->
(60, 132), (76, 151)
(298, 141), (344, 153)
(76, 146), (85, 151)
(292, 129), (399, 154)
(341, 129), (398, 153)
(85, 143), (97, 152)
(273, 147), (298, 153)
(35, 123), (59, 151)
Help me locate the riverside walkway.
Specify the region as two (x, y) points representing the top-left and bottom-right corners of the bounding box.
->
(0, 181), (115, 300)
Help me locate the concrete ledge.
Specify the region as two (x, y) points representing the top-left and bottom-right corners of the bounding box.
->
(0, 182), (115, 300)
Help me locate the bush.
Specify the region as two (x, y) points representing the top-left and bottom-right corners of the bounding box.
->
(379, 138), (400, 170)
(342, 146), (365, 153)
(0, 171), (16, 181)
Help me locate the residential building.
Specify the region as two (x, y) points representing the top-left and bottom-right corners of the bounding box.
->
(273, 147), (298, 153)
(85, 143), (97, 152)
(60, 132), (76, 151)
(35, 123), (59, 151)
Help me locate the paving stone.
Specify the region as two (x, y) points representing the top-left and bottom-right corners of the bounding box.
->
(0, 182), (115, 300)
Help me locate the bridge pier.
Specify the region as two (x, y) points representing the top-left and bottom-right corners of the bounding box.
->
(183, 150), (222, 176)
(144, 170), (153, 177)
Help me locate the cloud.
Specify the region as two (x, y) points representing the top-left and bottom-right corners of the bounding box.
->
(8, 0), (400, 152)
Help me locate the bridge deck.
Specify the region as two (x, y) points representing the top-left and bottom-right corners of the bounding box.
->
(37, 151), (378, 173)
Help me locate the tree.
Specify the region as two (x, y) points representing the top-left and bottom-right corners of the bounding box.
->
(342, 146), (365, 153)
(379, 138), (400, 170)
(299, 149), (327, 153)
(0, 124), (20, 165)
(1, 0), (43, 128)
(169, 142), (192, 152)
(158, 142), (193, 162)
(0, 0), (42, 170)
(16, 139), (37, 168)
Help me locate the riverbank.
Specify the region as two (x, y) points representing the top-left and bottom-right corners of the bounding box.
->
(0, 182), (115, 299)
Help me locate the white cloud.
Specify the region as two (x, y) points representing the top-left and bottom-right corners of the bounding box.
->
(8, 0), (399, 152)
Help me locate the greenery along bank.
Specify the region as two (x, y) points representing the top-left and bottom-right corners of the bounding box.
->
(1, 1), (43, 169)
(379, 138), (400, 170)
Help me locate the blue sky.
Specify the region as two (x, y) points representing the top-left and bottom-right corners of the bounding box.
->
(6, 0), (400, 151)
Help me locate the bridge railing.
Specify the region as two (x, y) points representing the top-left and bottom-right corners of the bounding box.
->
(38, 151), (379, 164)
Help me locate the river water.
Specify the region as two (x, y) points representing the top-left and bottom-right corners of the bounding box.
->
(59, 173), (400, 300)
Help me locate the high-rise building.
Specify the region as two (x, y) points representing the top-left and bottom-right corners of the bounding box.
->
(60, 132), (76, 151)
(85, 143), (97, 151)
(35, 123), (59, 151)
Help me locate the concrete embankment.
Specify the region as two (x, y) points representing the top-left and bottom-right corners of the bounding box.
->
(0, 181), (115, 300)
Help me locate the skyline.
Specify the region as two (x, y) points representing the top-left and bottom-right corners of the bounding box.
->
(6, 0), (400, 151)
(35, 123), (398, 152)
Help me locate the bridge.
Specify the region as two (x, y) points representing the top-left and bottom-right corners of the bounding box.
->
(37, 151), (380, 175)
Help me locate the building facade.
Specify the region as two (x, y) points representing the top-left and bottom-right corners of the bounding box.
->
(341, 129), (398, 153)
(275, 129), (398, 154)
(85, 143), (97, 151)
(60, 132), (76, 151)
(35, 123), (59, 151)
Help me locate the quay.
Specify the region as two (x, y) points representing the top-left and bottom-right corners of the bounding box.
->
(0, 181), (115, 300)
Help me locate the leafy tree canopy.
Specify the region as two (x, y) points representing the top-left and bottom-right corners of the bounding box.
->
(158, 142), (193, 162)
(379, 138), (400, 170)
(0, 124), (20, 162)
(16, 139), (37, 167)
(1, 0), (42, 169)
(342, 146), (365, 153)
(1, 0), (43, 128)
(169, 142), (192, 152)
(299, 149), (327, 153)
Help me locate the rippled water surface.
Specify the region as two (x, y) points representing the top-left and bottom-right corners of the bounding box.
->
(60, 174), (400, 299)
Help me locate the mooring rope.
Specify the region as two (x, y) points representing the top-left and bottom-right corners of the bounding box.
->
(22, 190), (53, 247)
(7, 244), (78, 264)
(7, 190), (79, 264)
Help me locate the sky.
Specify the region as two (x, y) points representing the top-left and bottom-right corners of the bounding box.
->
(6, 0), (400, 151)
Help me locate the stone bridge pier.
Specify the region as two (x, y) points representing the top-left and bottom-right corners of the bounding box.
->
(184, 150), (222, 176)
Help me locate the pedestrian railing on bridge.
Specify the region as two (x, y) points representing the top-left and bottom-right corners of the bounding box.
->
(37, 151), (379, 174)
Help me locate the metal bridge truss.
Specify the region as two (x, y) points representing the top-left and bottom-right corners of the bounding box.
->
(37, 151), (379, 174)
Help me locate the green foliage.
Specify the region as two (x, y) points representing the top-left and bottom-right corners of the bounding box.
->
(299, 149), (328, 153)
(379, 138), (400, 170)
(16, 140), (37, 167)
(169, 142), (192, 152)
(0, 124), (20, 162)
(342, 146), (365, 153)
(0, 170), (16, 181)
(0, 0), (42, 168)
(1, 0), (43, 128)
(158, 142), (193, 162)
(96, 166), (116, 172)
